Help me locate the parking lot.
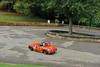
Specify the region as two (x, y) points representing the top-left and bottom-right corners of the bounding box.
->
(0, 26), (100, 67)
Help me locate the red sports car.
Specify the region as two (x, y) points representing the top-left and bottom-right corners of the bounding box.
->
(28, 40), (57, 54)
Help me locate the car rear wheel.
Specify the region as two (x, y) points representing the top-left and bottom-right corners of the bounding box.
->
(43, 50), (48, 54)
(28, 46), (34, 51)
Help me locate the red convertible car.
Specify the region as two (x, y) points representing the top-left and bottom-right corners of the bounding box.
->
(28, 40), (57, 54)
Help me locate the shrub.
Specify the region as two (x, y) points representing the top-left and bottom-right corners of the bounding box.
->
(14, 2), (31, 16)
(0, 1), (13, 10)
(0, 1), (7, 10)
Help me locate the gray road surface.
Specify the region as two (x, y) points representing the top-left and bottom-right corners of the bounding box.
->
(0, 26), (100, 67)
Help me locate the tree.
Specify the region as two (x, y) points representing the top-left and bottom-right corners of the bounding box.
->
(14, 0), (100, 35)
(36, 0), (100, 35)
(54, 0), (100, 35)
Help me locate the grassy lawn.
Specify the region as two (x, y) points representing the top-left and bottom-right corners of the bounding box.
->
(0, 12), (46, 23)
(0, 11), (58, 26)
(0, 63), (46, 67)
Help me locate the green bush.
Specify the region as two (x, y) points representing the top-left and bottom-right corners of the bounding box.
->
(14, 2), (31, 16)
(93, 22), (100, 27)
(0, 2), (7, 10)
(0, 1), (13, 10)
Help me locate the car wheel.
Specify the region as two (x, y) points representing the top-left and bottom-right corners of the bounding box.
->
(28, 46), (34, 51)
(43, 50), (48, 54)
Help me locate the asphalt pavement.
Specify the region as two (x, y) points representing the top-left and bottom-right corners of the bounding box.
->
(0, 26), (100, 67)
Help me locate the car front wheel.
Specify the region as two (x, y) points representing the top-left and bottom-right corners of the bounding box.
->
(28, 46), (34, 51)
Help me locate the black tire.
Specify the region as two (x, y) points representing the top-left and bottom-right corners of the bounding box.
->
(28, 46), (33, 51)
(43, 50), (48, 54)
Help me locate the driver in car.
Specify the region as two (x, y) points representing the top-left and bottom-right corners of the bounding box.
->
(40, 40), (50, 46)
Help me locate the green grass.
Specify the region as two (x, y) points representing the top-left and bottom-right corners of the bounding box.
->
(0, 63), (46, 67)
(0, 12), (46, 23)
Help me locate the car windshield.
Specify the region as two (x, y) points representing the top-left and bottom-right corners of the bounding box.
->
(40, 40), (50, 46)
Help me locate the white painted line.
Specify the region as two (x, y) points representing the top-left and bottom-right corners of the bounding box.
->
(61, 41), (74, 48)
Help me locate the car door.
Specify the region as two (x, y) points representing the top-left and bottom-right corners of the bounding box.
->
(35, 45), (44, 53)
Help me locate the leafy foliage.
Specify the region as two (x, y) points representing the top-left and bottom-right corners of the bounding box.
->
(3, 0), (100, 34)
(0, 0), (16, 10)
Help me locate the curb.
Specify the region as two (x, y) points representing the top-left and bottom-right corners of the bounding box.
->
(0, 22), (61, 27)
(46, 32), (100, 43)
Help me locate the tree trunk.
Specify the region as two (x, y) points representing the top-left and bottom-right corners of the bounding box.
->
(69, 18), (73, 35)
